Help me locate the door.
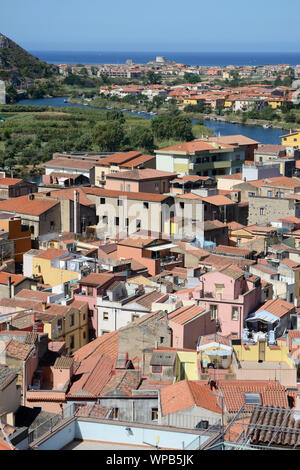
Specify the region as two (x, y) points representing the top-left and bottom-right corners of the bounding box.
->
(258, 340), (265, 362)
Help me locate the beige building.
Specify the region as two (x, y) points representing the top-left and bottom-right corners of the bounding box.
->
(83, 187), (174, 237)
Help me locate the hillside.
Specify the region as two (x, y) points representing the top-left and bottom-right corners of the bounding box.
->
(0, 33), (58, 82)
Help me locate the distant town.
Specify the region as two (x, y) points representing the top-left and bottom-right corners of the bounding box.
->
(2, 35), (300, 452)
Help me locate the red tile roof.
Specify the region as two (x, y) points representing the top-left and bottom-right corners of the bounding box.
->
(0, 195), (59, 216)
(0, 272), (27, 286)
(160, 380), (221, 416)
(168, 305), (206, 325)
(0, 178), (22, 186)
(106, 169), (176, 181)
(34, 249), (67, 260)
(219, 380), (289, 413)
(257, 298), (295, 318)
(73, 330), (118, 362)
(83, 187), (170, 202)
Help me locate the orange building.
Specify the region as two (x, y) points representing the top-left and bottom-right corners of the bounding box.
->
(0, 214), (31, 263)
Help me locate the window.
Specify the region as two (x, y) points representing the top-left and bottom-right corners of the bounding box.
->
(83, 331), (86, 339)
(152, 365), (162, 373)
(244, 393), (261, 405)
(115, 217), (119, 226)
(69, 314), (74, 327)
(280, 192), (284, 198)
(180, 202), (184, 209)
(151, 408), (159, 421)
(236, 154), (240, 160)
(88, 286), (93, 296)
(132, 314), (139, 322)
(70, 335), (74, 349)
(248, 192), (255, 197)
(125, 218), (129, 227)
(83, 314), (86, 321)
(143, 202), (149, 209)
(267, 191), (272, 197)
(102, 215), (108, 224)
(100, 198), (105, 205)
(50, 221), (54, 229)
(237, 238), (241, 245)
(155, 183), (159, 191)
(260, 208), (264, 215)
(103, 312), (109, 320)
(136, 219), (141, 229)
(215, 284), (224, 295)
(160, 336), (164, 344)
(120, 184), (123, 191)
(210, 305), (218, 321)
(113, 408), (119, 419)
(57, 319), (62, 331)
(30, 225), (35, 234)
(118, 199), (123, 206)
(232, 307), (239, 321)
(126, 184), (131, 192)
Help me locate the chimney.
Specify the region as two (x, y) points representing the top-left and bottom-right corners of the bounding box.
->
(7, 276), (12, 299)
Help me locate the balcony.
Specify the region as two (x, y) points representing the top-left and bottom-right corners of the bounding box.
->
(160, 254), (184, 267)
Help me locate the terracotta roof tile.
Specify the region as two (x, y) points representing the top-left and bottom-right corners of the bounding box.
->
(0, 195), (59, 216)
(160, 380), (221, 416)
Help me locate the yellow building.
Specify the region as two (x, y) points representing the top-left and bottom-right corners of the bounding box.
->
(281, 131), (300, 149)
(222, 71), (231, 80)
(183, 98), (199, 105)
(42, 301), (89, 355)
(268, 100), (283, 109)
(32, 249), (79, 287)
(232, 340), (296, 387)
(224, 100), (233, 108)
(175, 351), (198, 381)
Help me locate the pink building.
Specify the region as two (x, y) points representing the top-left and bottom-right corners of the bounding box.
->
(177, 265), (262, 338)
(105, 169), (176, 194)
(116, 235), (184, 276)
(72, 273), (125, 339)
(168, 305), (215, 349)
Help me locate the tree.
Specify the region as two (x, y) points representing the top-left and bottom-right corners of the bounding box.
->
(92, 121), (125, 151)
(128, 126), (155, 153)
(146, 71), (161, 85)
(106, 110), (125, 124)
(184, 73), (201, 84)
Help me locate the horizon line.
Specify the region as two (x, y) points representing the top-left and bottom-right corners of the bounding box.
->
(29, 50), (300, 54)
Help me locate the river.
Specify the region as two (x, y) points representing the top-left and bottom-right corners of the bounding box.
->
(17, 96), (285, 144)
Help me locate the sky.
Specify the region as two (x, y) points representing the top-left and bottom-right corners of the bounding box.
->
(1, 0), (300, 52)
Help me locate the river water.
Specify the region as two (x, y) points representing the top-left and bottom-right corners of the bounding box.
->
(17, 96), (285, 144)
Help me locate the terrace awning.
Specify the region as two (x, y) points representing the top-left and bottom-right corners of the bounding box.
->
(246, 310), (278, 325)
(145, 243), (178, 251)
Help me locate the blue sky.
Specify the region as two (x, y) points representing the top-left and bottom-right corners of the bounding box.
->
(1, 0), (300, 52)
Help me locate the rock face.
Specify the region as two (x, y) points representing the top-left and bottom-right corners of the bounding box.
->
(0, 80), (5, 104)
(0, 34), (10, 49)
(0, 32), (58, 83)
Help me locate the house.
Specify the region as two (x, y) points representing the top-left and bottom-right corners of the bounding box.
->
(158, 380), (222, 428)
(244, 297), (295, 340)
(30, 248), (80, 287)
(0, 366), (20, 423)
(193, 265), (262, 338)
(105, 169), (176, 194)
(155, 140), (245, 177)
(0, 273), (37, 301)
(73, 273), (132, 338)
(44, 158), (97, 184)
(232, 338), (296, 387)
(168, 305), (213, 350)
(169, 175), (215, 195)
(0, 214), (31, 263)
(0, 194), (61, 243)
(281, 131), (300, 150)
(206, 135), (259, 162)
(82, 187), (174, 238)
(0, 178), (37, 200)
(116, 234), (183, 276)
(93, 151), (155, 187)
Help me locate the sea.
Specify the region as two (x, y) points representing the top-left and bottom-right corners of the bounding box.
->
(30, 51), (300, 66)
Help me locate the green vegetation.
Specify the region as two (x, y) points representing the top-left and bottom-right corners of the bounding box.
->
(0, 105), (214, 173)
